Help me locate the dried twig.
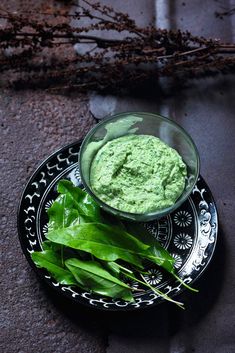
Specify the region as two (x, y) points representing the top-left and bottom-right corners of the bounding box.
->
(215, 6), (235, 19)
(0, 0), (235, 91)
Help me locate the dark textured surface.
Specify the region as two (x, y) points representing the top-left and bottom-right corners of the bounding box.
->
(0, 90), (102, 353)
(1, 1), (235, 353)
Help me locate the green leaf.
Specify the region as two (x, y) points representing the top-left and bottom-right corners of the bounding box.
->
(41, 240), (54, 251)
(146, 246), (175, 273)
(65, 258), (134, 301)
(42, 240), (62, 252)
(46, 223), (149, 269)
(57, 179), (101, 222)
(31, 180), (197, 304)
(125, 222), (175, 273)
(47, 194), (82, 232)
(31, 250), (77, 285)
(103, 261), (121, 276)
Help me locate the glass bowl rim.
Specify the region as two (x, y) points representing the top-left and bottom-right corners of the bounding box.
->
(79, 111), (200, 219)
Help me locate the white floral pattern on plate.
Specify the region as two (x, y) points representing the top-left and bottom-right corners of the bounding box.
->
(74, 166), (81, 182)
(45, 200), (54, 211)
(174, 210), (192, 227)
(173, 233), (193, 250)
(42, 223), (49, 235)
(123, 278), (139, 291)
(144, 269), (163, 286)
(171, 253), (183, 269)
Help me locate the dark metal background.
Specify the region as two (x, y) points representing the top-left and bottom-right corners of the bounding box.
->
(0, 1), (234, 353)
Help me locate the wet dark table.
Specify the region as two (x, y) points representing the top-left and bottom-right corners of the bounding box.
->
(1, 1), (235, 353)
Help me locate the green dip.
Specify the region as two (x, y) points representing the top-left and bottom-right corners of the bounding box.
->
(90, 134), (187, 213)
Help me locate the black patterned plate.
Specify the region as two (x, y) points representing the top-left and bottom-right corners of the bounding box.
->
(18, 140), (218, 310)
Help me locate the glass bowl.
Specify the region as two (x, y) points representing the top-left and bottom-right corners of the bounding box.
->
(79, 112), (200, 222)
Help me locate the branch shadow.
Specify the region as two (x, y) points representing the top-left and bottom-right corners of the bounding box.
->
(41, 224), (226, 339)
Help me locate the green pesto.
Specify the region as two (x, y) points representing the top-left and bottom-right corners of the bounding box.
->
(90, 135), (187, 214)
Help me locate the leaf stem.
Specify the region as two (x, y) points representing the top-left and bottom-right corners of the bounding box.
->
(115, 263), (134, 274)
(173, 273), (198, 293)
(123, 272), (185, 309)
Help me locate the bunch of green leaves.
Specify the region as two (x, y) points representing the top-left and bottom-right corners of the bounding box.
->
(31, 180), (197, 308)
